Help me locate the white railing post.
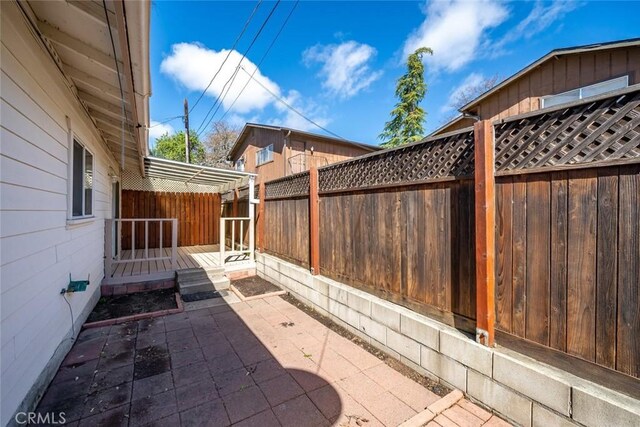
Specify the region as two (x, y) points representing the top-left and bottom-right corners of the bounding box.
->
(144, 220), (149, 259)
(131, 222), (136, 260)
(171, 219), (178, 270)
(231, 220), (235, 252)
(220, 218), (225, 265)
(248, 177), (256, 262)
(105, 219), (113, 277)
(117, 220), (122, 261)
(159, 220), (163, 251)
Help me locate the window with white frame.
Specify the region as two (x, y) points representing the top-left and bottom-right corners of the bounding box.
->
(71, 140), (93, 217)
(235, 157), (245, 171)
(256, 144), (274, 166)
(540, 75), (629, 108)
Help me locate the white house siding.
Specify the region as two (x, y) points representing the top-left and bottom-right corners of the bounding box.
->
(0, 3), (121, 423)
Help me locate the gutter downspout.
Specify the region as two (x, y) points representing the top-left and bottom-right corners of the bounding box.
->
(284, 130), (291, 176)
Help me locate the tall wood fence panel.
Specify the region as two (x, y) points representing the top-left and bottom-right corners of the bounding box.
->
(493, 88), (640, 377)
(263, 173), (310, 267)
(319, 180), (476, 322)
(121, 190), (221, 249)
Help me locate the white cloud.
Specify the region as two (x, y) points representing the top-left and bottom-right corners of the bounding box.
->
(160, 43), (280, 114)
(402, 0), (508, 73)
(148, 121), (175, 146)
(495, 1), (581, 50)
(303, 41), (382, 99)
(160, 42), (330, 132)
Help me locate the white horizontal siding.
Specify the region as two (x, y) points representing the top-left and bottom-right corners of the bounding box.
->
(0, 2), (123, 424)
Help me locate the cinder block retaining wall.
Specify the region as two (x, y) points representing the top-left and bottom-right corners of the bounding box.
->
(257, 253), (640, 427)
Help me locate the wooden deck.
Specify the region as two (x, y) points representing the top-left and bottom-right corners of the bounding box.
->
(105, 245), (236, 284)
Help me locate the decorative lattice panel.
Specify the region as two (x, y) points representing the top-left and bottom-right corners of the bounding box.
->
(494, 89), (640, 173)
(121, 170), (219, 193)
(265, 172), (310, 198)
(318, 130), (474, 192)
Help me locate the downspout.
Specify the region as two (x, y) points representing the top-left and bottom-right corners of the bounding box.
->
(284, 130), (291, 176)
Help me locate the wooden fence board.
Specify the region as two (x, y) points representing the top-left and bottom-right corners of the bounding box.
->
(121, 190), (220, 249)
(617, 167), (639, 377)
(595, 169), (618, 369)
(567, 169), (597, 362)
(549, 173), (568, 352)
(525, 175), (551, 346)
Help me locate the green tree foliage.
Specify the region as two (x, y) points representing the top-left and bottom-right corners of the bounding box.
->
(151, 130), (206, 164)
(379, 47), (433, 148)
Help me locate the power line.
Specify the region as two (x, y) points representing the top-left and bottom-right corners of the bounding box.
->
(188, 1), (263, 114)
(148, 115), (183, 128)
(195, 0), (281, 136)
(239, 65), (345, 140)
(219, 0), (299, 123)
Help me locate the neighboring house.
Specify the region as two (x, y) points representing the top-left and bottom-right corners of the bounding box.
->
(228, 123), (380, 184)
(0, 1), (150, 423)
(432, 38), (640, 135)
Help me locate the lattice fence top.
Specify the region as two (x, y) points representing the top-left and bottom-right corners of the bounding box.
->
(265, 171), (310, 198)
(122, 170), (219, 193)
(318, 129), (475, 192)
(494, 88), (640, 173)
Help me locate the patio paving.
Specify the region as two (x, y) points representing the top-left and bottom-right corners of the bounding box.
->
(35, 294), (510, 426)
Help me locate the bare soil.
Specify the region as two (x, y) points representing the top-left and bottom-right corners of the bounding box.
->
(280, 293), (451, 397)
(233, 276), (282, 297)
(87, 289), (177, 322)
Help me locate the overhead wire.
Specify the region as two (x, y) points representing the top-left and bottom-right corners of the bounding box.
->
(188, 0), (263, 114)
(239, 66), (345, 140)
(218, 0), (299, 124)
(148, 115), (184, 128)
(195, 0), (281, 136)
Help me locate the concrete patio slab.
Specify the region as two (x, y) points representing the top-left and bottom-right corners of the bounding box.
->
(34, 293), (511, 426)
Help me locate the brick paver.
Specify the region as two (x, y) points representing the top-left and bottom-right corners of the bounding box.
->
(35, 294), (510, 426)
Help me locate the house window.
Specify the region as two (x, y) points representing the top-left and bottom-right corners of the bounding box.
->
(235, 157), (245, 171)
(256, 144), (274, 166)
(72, 140), (93, 217)
(540, 75), (629, 108)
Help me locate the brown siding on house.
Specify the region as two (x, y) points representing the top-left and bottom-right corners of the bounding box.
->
(434, 117), (476, 134)
(475, 48), (640, 122)
(233, 127), (377, 184)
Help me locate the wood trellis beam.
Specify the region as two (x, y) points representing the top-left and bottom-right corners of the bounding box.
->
(474, 120), (496, 347)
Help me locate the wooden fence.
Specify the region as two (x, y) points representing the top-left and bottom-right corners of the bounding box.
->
(260, 86), (640, 380)
(121, 190), (221, 249)
(495, 166), (639, 376)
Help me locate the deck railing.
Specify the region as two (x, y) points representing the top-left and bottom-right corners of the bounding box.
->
(219, 217), (252, 265)
(104, 218), (178, 276)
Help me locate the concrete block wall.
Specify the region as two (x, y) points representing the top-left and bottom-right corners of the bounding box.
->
(257, 252), (640, 427)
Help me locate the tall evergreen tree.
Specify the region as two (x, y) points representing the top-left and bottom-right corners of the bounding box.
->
(379, 47), (433, 147)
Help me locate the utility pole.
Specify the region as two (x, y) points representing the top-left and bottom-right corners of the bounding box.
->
(184, 98), (190, 163)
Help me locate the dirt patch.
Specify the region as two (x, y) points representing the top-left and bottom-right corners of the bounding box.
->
(280, 293), (451, 397)
(233, 276), (281, 297)
(87, 289), (177, 323)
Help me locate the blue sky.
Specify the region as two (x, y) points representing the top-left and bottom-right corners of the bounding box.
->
(149, 1), (639, 147)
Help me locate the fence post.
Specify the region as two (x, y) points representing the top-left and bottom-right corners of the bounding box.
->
(258, 182), (265, 252)
(309, 166), (320, 275)
(474, 120), (496, 347)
